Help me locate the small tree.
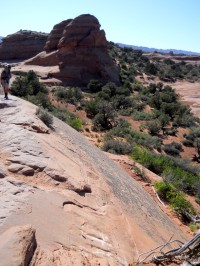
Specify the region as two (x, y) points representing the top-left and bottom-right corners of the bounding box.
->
(93, 101), (117, 131)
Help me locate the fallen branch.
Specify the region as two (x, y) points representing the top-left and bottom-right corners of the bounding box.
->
(151, 185), (167, 208)
(183, 211), (200, 223)
(137, 233), (200, 264)
(152, 233), (200, 263)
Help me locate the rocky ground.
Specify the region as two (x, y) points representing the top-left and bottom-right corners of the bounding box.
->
(0, 90), (190, 265)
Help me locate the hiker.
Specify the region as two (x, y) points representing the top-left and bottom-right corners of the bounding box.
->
(0, 64), (11, 100)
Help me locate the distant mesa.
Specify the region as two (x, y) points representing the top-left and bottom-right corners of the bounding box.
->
(26, 14), (121, 86)
(0, 30), (48, 60)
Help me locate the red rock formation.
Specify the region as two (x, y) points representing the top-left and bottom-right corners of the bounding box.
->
(44, 19), (72, 52)
(0, 30), (48, 60)
(27, 14), (120, 86)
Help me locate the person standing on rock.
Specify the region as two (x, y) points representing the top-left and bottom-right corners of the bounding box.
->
(0, 64), (11, 100)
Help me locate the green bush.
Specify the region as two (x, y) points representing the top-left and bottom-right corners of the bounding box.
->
(84, 99), (99, 118)
(36, 108), (53, 127)
(163, 142), (182, 157)
(131, 145), (200, 198)
(55, 87), (83, 104)
(87, 80), (103, 93)
(102, 140), (132, 155)
(27, 92), (53, 111)
(105, 121), (162, 150)
(155, 181), (196, 216)
(11, 70), (48, 97)
(92, 101), (117, 131)
(52, 107), (83, 131)
(68, 118), (82, 131)
(145, 120), (161, 135)
(132, 111), (156, 121)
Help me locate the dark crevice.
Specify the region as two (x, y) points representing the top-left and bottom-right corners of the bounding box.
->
(62, 201), (83, 208)
(74, 184), (92, 197)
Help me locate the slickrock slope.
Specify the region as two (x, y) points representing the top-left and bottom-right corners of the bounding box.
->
(0, 30), (48, 60)
(0, 97), (188, 265)
(26, 14), (120, 86)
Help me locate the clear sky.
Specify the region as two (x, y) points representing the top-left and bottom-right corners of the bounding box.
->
(1, 0), (200, 53)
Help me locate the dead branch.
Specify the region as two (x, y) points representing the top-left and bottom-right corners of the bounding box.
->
(183, 211), (200, 223)
(152, 233), (200, 263)
(137, 233), (200, 264)
(151, 185), (167, 208)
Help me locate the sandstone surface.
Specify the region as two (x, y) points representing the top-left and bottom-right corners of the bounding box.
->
(0, 30), (48, 60)
(0, 224), (36, 266)
(26, 14), (120, 86)
(0, 96), (188, 265)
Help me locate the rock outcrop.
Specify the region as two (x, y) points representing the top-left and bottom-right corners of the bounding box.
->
(0, 97), (188, 265)
(0, 30), (48, 60)
(0, 224), (36, 265)
(26, 14), (120, 86)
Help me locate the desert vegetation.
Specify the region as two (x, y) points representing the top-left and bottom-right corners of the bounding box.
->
(10, 43), (200, 226)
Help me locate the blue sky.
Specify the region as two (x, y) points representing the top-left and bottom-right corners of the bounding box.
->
(1, 0), (200, 52)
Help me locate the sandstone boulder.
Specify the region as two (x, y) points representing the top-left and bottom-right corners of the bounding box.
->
(0, 30), (48, 60)
(26, 14), (120, 86)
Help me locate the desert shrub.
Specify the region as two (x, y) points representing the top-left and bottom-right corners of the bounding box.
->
(131, 146), (167, 174)
(102, 140), (132, 155)
(55, 87), (83, 104)
(163, 166), (199, 196)
(113, 95), (133, 110)
(163, 142), (183, 157)
(52, 107), (83, 131)
(131, 145), (200, 198)
(84, 99), (99, 118)
(182, 139), (194, 147)
(68, 118), (82, 131)
(132, 82), (145, 92)
(55, 88), (66, 99)
(87, 79), (103, 93)
(163, 143), (181, 157)
(36, 108), (53, 127)
(155, 181), (196, 216)
(10, 76), (32, 97)
(132, 111), (156, 121)
(184, 127), (200, 142)
(118, 109), (133, 116)
(174, 114), (198, 127)
(11, 70), (48, 97)
(145, 120), (161, 135)
(27, 92), (53, 111)
(144, 62), (158, 75)
(105, 121), (161, 150)
(189, 223), (199, 232)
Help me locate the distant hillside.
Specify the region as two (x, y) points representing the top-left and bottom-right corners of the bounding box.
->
(0, 36), (3, 43)
(117, 42), (200, 55)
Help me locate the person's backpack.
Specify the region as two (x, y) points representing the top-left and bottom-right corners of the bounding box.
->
(1, 66), (11, 82)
